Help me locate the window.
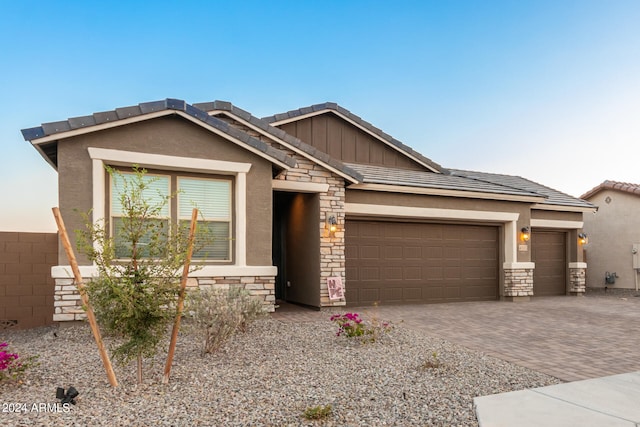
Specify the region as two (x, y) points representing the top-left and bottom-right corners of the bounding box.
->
(110, 171), (232, 261)
(178, 177), (232, 260)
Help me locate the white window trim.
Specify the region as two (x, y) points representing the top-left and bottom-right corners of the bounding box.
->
(52, 265), (277, 279)
(272, 180), (330, 193)
(88, 147), (250, 267)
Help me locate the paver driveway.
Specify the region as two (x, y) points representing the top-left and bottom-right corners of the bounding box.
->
(273, 294), (640, 382)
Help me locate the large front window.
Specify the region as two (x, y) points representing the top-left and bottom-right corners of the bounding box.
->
(110, 171), (232, 261)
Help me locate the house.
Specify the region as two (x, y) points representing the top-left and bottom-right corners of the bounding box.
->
(581, 181), (640, 290)
(21, 99), (595, 322)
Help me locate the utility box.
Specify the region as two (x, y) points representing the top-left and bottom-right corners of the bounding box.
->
(633, 243), (640, 269)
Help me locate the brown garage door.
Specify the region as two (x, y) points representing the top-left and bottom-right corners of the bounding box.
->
(532, 230), (567, 296)
(345, 220), (499, 306)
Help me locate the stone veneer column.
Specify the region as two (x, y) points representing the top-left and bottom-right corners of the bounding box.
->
(503, 265), (534, 300)
(53, 278), (86, 322)
(568, 262), (587, 295)
(318, 175), (346, 308)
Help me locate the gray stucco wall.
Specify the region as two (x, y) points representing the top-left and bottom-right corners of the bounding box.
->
(583, 190), (640, 289)
(56, 115), (274, 266)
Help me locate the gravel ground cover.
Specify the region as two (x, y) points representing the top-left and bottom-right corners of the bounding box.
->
(0, 316), (560, 426)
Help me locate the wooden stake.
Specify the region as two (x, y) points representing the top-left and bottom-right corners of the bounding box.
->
(163, 208), (198, 384)
(52, 207), (119, 388)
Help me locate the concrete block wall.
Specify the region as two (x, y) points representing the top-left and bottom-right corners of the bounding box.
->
(0, 232), (57, 329)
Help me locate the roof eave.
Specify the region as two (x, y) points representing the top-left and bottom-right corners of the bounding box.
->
(23, 103), (297, 171)
(531, 203), (598, 213)
(349, 182), (547, 203)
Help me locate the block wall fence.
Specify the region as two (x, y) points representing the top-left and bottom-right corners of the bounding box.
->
(0, 232), (58, 329)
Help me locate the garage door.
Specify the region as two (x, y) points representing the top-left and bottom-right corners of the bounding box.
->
(345, 220), (499, 306)
(532, 230), (566, 296)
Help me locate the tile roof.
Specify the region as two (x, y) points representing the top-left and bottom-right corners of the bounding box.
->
(449, 169), (596, 209)
(261, 102), (448, 175)
(21, 99), (297, 170)
(581, 180), (640, 199)
(22, 98), (596, 210)
(193, 101), (363, 183)
(346, 163), (543, 198)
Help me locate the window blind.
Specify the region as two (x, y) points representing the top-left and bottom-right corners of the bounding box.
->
(111, 173), (170, 217)
(178, 178), (231, 220)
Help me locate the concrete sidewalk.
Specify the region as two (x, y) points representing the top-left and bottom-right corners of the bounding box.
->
(474, 371), (640, 426)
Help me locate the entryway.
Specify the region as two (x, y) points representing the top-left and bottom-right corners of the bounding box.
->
(272, 191), (321, 308)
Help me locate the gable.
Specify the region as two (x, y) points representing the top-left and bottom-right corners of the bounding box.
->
(22, 98), (296, 171)
(277, 112), (426, 171)
(581, 180), (640, 200)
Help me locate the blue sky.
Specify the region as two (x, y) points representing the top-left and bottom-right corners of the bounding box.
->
(2, 0), (639, 231)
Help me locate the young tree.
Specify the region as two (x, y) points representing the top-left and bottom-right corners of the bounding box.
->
(77, 165), (198, 384)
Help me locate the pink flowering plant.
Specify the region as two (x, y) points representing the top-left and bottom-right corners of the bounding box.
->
(0, 342), (39, 383)
(330, 312), (393, 343)
(330, 312), (366, 337)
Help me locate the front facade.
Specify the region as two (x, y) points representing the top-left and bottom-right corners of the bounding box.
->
(582, 181), (640, 290)
(22, 99), (595, 322)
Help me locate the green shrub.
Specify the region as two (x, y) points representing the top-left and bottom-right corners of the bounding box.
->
(76, 166), (205, 384)
(302, 404), (332, 420)
(186, 286), (265, 354)
(419, 351), (441, 370)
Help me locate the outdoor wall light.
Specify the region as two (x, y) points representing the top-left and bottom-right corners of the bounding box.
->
(520, 226), (530, 242)
(326, 213), (338, 234)
(578, 232), (588, 245)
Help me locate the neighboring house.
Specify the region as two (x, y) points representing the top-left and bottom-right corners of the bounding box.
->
(22, 99), (595, 322)
(581, 181), (640, 290)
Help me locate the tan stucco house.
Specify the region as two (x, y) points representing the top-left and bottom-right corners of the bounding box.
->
(581, 181), (640, 290)
(22, 99), (595, 322)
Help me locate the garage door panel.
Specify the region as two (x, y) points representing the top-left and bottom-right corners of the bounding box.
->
(425, 266), (443, 279)
(383, 267), (402, 281)
(444, 267), (462, 279)
(402, 267), (421, 280)
(346, 220), (498, 306)
(384, 245), (403, 259)
(425, 247), (443, 259)
(360, 266), (380, 281)
(403, 246), (422, 259)
(357, 288), (380, 304)
(464, 267), (494, 280)
(532, 231), (566, 296)
(346, 265), (358, 281)
(359, 246), (379, 259)
(423, 286), (443, 300)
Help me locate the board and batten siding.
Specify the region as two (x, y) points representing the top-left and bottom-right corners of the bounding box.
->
(278, 113), (424, 170)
